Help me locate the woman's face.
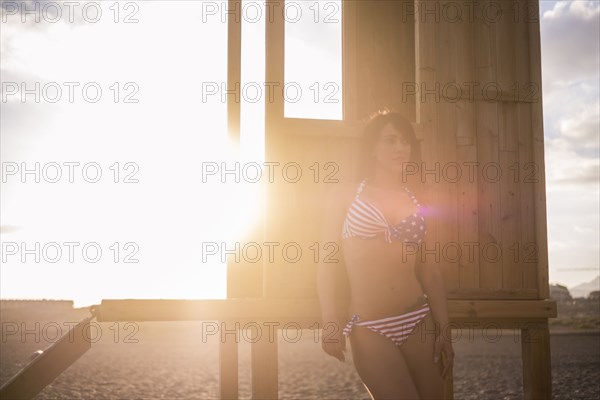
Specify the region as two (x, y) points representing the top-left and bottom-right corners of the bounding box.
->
(371, 122), (412, 175)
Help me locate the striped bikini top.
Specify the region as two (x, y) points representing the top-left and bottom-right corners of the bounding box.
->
(341, 179), (427, 244)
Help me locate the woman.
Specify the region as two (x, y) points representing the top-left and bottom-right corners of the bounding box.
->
(317, 109), (454, 399)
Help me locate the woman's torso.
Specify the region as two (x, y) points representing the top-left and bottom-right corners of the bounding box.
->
(340, 179), (427, 320)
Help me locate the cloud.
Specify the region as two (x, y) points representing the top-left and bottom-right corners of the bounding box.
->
(544, 0), (600, 21)
(540, 1), (599, 185)
(0, 0), (110, 74)
(1, 0), (99, 26)
(541, 1), (599, 82)
(545, 135), (599, 185)
(559, 98), (600, 148)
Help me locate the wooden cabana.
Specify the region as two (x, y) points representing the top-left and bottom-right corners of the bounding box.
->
(226, 0), (556, 398)
(1, 1), (556, 399)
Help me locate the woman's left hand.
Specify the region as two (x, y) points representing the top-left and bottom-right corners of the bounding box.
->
(433, 333), (455, 379)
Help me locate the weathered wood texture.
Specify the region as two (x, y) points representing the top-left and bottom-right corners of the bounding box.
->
(414, 0), (547, 299)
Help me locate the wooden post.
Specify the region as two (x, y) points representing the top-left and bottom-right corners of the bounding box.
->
(219, 321), (239, 400)
(250, 325), (279, 399)
(227, 0), (241, 147)
(521, 320), (552, 399)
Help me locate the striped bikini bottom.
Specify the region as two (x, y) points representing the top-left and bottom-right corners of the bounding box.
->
(342, 294), (430, 348)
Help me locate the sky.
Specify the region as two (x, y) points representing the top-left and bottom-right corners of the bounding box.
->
(538, 1), (599, 287)
(0, 0), (598, 306)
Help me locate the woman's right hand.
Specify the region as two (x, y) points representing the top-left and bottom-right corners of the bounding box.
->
(321, 318), (347, 362)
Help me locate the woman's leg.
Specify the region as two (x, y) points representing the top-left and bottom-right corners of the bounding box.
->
(348, 325), (420, 400)
(400, 311), (445, 399)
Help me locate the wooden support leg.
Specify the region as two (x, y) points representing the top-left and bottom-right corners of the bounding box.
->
(219, 322), (238, 400)
(521, 319), (552, 399)
(250, 325), (278, 400)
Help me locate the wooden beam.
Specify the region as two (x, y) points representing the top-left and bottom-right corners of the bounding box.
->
(269, 118), (364, 138)
(0, 317), (92, 400)
(447, 288), (539, 299)
(438, 87), (542, 103)
(265, 0), (285, 130)
(527, 1), (551, 300)
(264, 0), (285, 301)
(227, 0), (241, 146)
(96, 299), (557, 323)
(341, 0), (358, 121)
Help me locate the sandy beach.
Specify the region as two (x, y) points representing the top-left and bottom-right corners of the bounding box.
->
(1, 304), (598, 399)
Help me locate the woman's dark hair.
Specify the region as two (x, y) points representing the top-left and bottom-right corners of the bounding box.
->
(358, 108), (422, 185)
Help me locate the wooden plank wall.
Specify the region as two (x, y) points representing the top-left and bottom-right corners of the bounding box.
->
(351, 0), (416, 121)
(415, 0), (545, 299)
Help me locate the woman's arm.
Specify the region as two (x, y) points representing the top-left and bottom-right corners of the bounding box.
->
(418, 256), (454, 378)
(415, 194), (455, 377)
(418, 259), (449, 333)
(416, 186), (450, 332)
